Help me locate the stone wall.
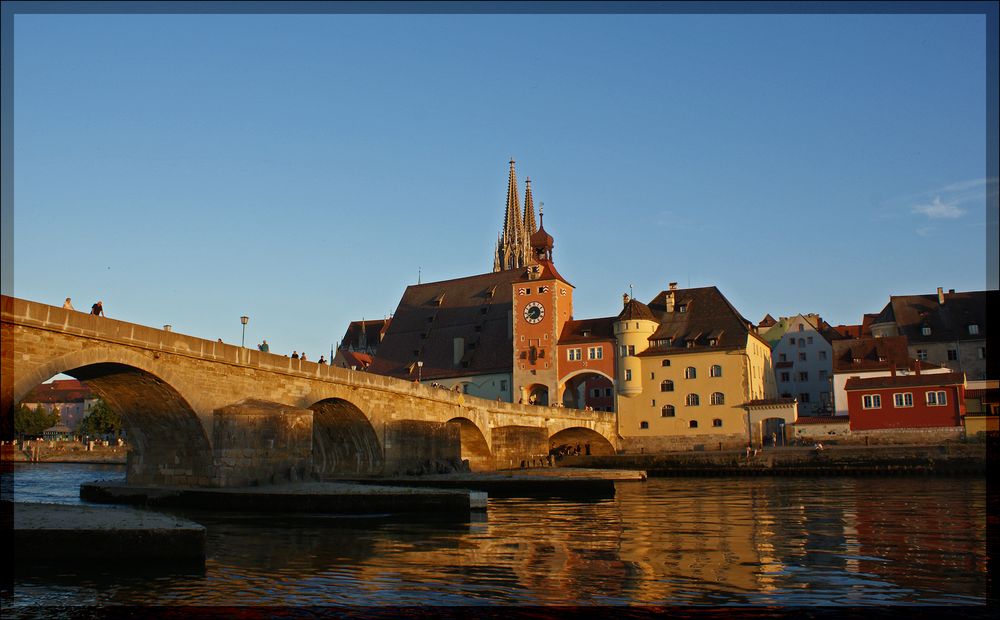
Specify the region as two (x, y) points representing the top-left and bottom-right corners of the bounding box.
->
(618, 432), (749, 454)
(382, 419), (463, 475)
(212, 399), (313, 487)
(491, 425), (552, 469)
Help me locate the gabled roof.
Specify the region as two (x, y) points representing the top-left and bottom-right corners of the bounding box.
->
(338, 318), (391, 352)
(758, 314), (777, 328)
(369, 268), (526, 380)
(559, 317), (616, 344)
(882, 289), (994, 343)
(845, 371), (965, 390)
(831, 336), (944, 373)
(638, 286), (757, 356)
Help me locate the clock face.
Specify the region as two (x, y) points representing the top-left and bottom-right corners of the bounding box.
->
(523, 301), (545, 324)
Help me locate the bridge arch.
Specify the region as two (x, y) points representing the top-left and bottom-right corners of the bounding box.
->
(558, 369), (615, 411)
(309, 397), (384, 476)
(447, 416), (493, 471)
(548, 426), (616, 457)
(15, 347), (212, 486)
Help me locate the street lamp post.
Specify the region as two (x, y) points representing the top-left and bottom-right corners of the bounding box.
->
(240, 315), (249, 348)
(417, 360), (423, 383)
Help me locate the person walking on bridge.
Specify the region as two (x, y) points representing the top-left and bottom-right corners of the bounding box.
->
(63, 297), (75, 310)
(258, 340), (270, 353)
(91, 301), (104, 317)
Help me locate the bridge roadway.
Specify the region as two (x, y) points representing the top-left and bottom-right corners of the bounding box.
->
(2, 296), (618, 487)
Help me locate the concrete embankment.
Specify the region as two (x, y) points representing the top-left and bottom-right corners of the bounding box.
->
(81, 480), (486, 521)
(557, 444), (988, 476)
(11, 501), (205, 565)
(331, 468), (647, 499)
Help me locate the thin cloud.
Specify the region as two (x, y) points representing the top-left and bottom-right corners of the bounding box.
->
(911, 196), (965, 219)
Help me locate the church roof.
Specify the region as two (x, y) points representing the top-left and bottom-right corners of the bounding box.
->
(369, 268), (525, 380)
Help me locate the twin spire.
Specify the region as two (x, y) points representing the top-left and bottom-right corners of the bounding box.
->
(493, 159), (540, 272)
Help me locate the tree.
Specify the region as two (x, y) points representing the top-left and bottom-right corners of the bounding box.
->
(14, 403), (57, 438)
(78, 398), (122, 438)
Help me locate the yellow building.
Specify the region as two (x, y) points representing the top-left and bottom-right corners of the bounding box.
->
(615, 283), (778, 452)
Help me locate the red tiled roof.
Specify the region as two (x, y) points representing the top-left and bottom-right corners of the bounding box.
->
(844, 371), (965, 390)
(831, 336), (937, 373)
(21, 379), (96, 404)
(558, 317), (616, 344)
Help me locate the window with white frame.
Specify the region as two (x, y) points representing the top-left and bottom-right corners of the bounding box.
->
(588, 346), (603, 360)
(685, 366), (697, 379)
(968, 324), (979, 335)
(686, 393), (700, 406)
(917, 349), (928, 361)
(710, 364), (722, 377)
(862, 394), (882, 409)
(661, 405), (675, 417)
(710, 392), (724, 405)
(926, 390), (947, 406)
(625, 369), (632, 381)
(660, 380), (674, 392)
(568, 348), (582, 361)
(893, 393), (913, 407)
(922, 326), (932, 336)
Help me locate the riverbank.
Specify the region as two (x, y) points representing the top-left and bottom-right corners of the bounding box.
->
(557, 443), (988, 475)
(1, 441), (126, 464)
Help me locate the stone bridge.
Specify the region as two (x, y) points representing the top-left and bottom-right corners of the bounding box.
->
(2, 296), (618, 487)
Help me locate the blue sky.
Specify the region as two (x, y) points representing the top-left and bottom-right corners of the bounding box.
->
(5, 7), (996, 362)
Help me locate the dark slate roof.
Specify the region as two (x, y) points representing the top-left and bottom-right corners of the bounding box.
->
(744, 397), (797, 407)
(638, 286), (759, 356)
(617, 298), (656, 322)
(338, 318), (391, 352)
(369, 268), (525, 380)
(884, 290), (994, 344)
(845, 371), (965, 390)
(558, 317), (616, 345)
(758, 314), (777, 328)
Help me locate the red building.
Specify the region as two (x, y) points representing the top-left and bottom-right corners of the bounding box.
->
(845, 369), (965, 431)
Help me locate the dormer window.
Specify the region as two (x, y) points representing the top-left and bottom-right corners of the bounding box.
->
(921, 326), (931, 336)
(582, 329), (592, 337)
(968, 324), (980, 335)
(677, 304), (687, 313)
(708, 338), (718, 347)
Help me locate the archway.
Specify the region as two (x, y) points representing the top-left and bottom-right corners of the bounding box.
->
(548, 427), (616, 458)
(310, 398), (383, 476)
(525, 383), (549, 406)
(761, 417), (787, 447)
(61, 363), (211, 486)
(559, 370), (614, 411)
(447, 417), (493, 471)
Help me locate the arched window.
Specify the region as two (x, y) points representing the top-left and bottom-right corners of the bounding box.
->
(685, 366), (697, 379)
(660, 380), (674, 392)
(689, 420), (698, 428)
(661, 359), (671, 367)
(711, 392), (725, 405)
(710, 364), (722, 377)
(686, 393), (700, 406)
(661, 405), (675, 417)
(713, 418), (722, 427)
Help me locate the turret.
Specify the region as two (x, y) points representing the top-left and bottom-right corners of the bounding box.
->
(613, 293), (658, 397)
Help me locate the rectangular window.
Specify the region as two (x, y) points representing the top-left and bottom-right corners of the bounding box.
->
(893, 393), (913, 407)
(567, 348), (582, 361)
(862, 394), (882, 409)
(625, 369), (632, 381)
(593, 389), (602, 398)
(627, 345), (636, 356)
(605, 388), (613, 397)
(926, 391), (947, 406)
(779, 353), (787, 362)
(588, 346), (603, 360)
(500, 380), (507, 391)
(819, 350), (827, 360)
(799, 393), (810, 403)
(819, 370), (828, 380)
(799, 372), (808, 381)
(651, 399), (656, 407)
(789, 337), (796, 345)
(781, 372), (790, 382)
(969, 324), (980, 335)
(917, 350), (928, 361)
(799, 352), (807, 361)
(650, 372), (655, 380)
(640, 421), (649, 429)
(922, 326), (932, 336)
(947, 349), (958, 361)
(807, 336), (813, 344)
(979, 347), (987, 359)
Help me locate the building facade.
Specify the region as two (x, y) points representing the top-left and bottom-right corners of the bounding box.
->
(19, 379), (99, 430)
(845, 370), (965, 431)
(759, 314), (841, 416)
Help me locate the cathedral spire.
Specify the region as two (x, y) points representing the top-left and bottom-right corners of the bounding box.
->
(493, 159), (536, 272)
(503, 159), (522, 245)
(523, 177), (537, 238)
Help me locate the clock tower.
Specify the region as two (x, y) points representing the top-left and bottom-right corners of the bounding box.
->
(512, 212), (572, 407)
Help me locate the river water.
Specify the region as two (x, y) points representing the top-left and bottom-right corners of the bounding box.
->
(2, 462), (991, 608)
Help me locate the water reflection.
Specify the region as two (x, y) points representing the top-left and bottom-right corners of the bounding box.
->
(4, 464), (988, 607)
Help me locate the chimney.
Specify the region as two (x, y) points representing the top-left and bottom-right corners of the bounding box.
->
(890, 363), (896, 377)
(937, 287), (944, 304)
(666, 282), (677, 313)
(914, 359), (922, 376)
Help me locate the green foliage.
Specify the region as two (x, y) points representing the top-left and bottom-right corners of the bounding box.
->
(78, 399), (122, 438)
(14, 403), (58, 437)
